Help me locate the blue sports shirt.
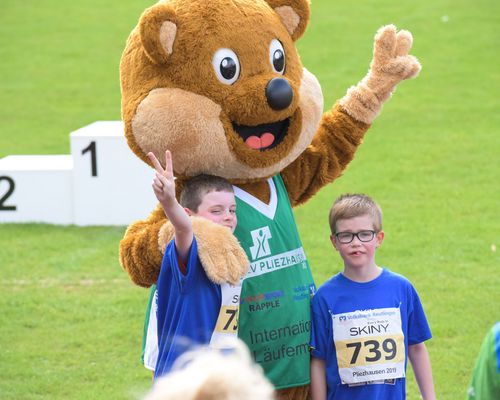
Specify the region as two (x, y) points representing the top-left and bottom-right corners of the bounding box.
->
(310, 268), (431, 400)
(154, 238), (222, 378)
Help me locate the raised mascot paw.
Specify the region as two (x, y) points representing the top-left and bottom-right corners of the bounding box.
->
(370, 24), (421, 90)
(340, 24), (421, 124)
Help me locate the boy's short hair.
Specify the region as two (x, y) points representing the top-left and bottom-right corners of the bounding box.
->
(180, 174), (234, 212)
(328, 193), (383, 234)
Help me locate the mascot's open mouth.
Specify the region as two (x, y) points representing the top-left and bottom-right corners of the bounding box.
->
(232, 119), (290, 150)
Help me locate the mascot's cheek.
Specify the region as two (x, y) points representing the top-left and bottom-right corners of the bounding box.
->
(131, 87), (236, 176)
(298, 68), (324, 143)
(130, 71), (323, 180)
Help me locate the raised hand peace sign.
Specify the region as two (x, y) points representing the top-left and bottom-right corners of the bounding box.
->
(147, 150), (176, 205)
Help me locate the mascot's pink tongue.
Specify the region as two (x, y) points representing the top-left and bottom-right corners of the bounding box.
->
(245, 133), (275, 149)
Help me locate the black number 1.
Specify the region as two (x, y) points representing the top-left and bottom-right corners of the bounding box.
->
(0, 176), (17, 211)
(81, 141), (97, 177)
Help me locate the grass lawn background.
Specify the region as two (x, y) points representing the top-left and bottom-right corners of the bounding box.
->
(1, 0), (499, 398)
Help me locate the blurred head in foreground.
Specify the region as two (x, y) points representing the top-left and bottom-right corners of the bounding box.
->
(144, 339), (276, 400)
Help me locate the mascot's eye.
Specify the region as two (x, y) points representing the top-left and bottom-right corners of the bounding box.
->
(212, 48), (240, 85)
(270, 39), (285, 74)
(221, 58), (236, 79)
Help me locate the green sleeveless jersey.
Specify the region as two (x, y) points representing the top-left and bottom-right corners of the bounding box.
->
(233, 174), (316, 389)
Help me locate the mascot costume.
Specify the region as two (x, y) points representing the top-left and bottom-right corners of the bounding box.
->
(119, 0), (421, 398)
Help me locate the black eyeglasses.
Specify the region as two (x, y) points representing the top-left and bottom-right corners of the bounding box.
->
(335, 230), (376, 244)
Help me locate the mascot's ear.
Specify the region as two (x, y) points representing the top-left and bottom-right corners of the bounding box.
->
(139, 2), (178, 65)
(266, 0), (310, 41)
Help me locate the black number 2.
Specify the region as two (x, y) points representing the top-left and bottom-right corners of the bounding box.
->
(81, 141), (97, 177)
(0, 176), (17, 211)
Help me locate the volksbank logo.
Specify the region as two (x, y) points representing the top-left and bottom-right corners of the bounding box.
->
(249, 226), (272, 260)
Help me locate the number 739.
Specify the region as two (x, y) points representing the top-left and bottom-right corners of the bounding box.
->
(346, 338), (397, 364)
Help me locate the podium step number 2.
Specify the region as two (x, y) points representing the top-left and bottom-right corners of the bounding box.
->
(0, 121), (157, 226)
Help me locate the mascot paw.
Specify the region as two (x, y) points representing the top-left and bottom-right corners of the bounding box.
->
(194, 217), (249, 285)
(158, 216), (248, 285)
(340, 24), (421, 124)
(371, 24), (421, 83)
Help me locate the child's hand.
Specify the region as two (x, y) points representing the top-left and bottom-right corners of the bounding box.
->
(148, 150), (176, 206)
(148, 150), (193, 260)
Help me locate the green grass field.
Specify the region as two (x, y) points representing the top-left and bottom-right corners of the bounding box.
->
(1, 0), (499, 398)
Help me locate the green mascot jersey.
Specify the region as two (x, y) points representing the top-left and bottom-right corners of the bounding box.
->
(233, 174), (316, 389)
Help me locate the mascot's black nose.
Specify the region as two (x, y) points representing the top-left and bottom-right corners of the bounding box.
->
(266, 78), (293, 110)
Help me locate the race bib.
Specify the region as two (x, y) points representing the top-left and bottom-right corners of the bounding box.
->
(332, 307), (406, 384)
(210, 282), (242, 348)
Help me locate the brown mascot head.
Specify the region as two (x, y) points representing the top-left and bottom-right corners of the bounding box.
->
(120, 0), (323, 184)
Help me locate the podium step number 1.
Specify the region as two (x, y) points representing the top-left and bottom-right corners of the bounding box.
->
(0, 121), (157, 226)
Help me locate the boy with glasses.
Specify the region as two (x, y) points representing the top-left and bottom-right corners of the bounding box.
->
(310, 194), (436, 400)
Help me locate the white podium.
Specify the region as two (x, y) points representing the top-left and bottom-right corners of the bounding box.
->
(0, 155), (73, 224)
(0, 121), (158, 226)
(70, 121), (156, 226)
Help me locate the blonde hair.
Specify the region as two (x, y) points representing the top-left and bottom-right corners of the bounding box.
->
(144, 340), (275, 400)
(328, 193), (382, 234)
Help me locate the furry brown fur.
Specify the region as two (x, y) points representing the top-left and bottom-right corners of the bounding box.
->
(119, 1), (420, 398)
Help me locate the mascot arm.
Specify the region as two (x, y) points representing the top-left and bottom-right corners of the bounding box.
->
(283, 25), (421, 206)
(120, 206), (248, 287)
(282, 103), (369, 206)
(119, 204), (166, 287)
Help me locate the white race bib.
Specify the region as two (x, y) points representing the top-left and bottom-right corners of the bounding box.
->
(209, 281), (242, 348)
(332, 307), (406, 384)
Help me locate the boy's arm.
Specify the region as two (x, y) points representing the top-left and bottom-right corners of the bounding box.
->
(310, 357), (327, 400)
(148, 150), (193, 262)
(408, 342), (436, 400)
